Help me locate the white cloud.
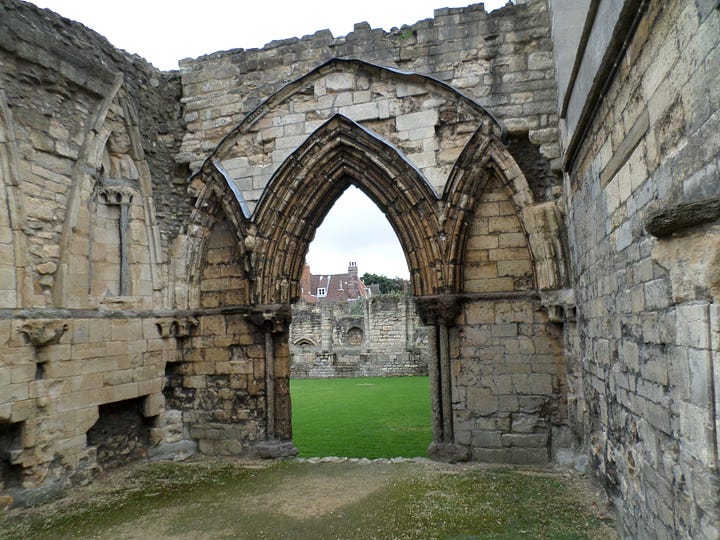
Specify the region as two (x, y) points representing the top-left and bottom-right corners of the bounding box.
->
(306, 187), (409, 278)
(29, 1), (509, 70)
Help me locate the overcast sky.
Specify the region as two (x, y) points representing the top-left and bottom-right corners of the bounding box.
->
(30, 0), (508, 279)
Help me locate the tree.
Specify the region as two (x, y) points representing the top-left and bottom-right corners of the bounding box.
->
(360, 272), (406, 294)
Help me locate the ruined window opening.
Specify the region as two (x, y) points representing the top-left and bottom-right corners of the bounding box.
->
(86, 398), (152, 468)
(34, 361), (46, 380)
(290, 186), (429, 457)
(347, 326), (364, 346)
(0, 421), (23, 489)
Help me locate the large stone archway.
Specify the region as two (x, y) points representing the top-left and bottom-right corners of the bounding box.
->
(183, 59), (569, 461)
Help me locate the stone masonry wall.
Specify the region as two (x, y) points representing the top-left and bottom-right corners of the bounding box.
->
(289, 296), (430, 378)
(0, 0), (191, 497)
(564, 1), (720, 538)
(178, 0), (562, 200)
(1, 0), (571, 498)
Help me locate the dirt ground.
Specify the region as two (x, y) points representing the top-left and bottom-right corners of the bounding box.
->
(1, 457), (618, 539)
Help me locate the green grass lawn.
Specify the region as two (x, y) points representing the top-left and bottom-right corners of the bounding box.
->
(290, 376), (432, 458)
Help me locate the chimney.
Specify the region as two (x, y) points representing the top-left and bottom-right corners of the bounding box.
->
(348, 261), (358, 277)
(300, 263), (312, 294)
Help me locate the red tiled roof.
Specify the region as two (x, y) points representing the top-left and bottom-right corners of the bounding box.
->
(299, 263), (369, 302)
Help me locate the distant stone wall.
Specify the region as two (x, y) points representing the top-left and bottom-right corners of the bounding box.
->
(290, 296), (429, 378)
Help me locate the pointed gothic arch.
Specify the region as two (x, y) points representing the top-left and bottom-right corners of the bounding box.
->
(250, 114), (443, 304)
(0, 90), (30, 308)
(183, 58), (570, 461)
(54, 81), (162, 308)
(184, 163), (254, 308)
(195, 57), (509, 176)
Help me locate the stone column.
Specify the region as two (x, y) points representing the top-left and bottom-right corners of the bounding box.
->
(95, 178), (136, 296)
(248, 306), (298, 459)
(416, 295), (468, 462)
(118, 200), (131, 296)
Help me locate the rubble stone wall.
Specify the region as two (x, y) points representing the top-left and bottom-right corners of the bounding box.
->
(289, 296), (430, 378)
(0, 0), (188, 493)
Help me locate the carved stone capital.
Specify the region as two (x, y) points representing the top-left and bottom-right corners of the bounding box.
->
(539, 289), (576, 324)
(415, 294), (463, 326)
(247, 305), (292, 334)
(96, 177), (137, 206)
(18, 320), (67, 347)
(156, 317), (199, 338)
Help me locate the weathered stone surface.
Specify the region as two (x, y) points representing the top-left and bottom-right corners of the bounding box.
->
(556, 0), (720, 536)
(290, 296), (429, 378)
(645, 196), (720, 237)
(0, 0), (718, 537)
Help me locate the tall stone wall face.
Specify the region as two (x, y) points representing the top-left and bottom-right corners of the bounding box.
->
(0, 0), (571, 503)
(178, 0), (562, 200)
(0, 0), (196, 495)
(289, 296), (430, 378)
(562, 1), (720, 537)
(454, 297), (566, 464)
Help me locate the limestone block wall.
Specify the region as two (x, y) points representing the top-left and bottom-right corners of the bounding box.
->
(178, 0), (562, 201)
(454, 297), (566, 463)
(289, 296), (429, 378)
(449, 161), (567, 463)
(556, 0), (720, 537)
(0, 0), (193, 496)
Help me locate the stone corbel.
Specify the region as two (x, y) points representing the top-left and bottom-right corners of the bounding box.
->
(247, 305), (292, 334)
(540, 289), (577, 324)
(415, 294), (463, 327)
(644, 196), (720, 238)
(156, 317), (199, 339)
(18, 319), (68, 347)
(646, 196), (720, 303)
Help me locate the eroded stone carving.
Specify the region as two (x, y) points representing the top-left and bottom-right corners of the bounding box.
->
(18, 319), (67, 347)
(156, 317), (199, 338)
(645, 196), (720, 238)
(540, 289), (577, 324)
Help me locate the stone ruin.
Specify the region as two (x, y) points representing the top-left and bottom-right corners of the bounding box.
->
(0, 0), (718, 537)
(290, 294), (430, 378)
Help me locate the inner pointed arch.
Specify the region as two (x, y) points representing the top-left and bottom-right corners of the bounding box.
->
(251, 115), (445, 304)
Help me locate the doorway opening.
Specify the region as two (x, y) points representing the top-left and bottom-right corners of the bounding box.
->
(289, 185), (431, 458)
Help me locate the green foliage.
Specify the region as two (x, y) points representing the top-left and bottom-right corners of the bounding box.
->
(290, 376), (432, 458)
(349, 296), (366, 316)
(360, 272), (407, 294)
